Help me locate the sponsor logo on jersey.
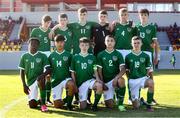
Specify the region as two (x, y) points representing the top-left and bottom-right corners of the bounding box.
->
(52, 58), (55, 60)
(103, 57), (106, 60)
(127, 27), (132, 32)
(25, 59), (28, 62)
(112, 56), (118, 61)
(140, 58), (145, 63)
(88, 59), (93, 64)
(146, 29), (151, 34)
(63, 56), (68, 61)
(77, 60), (80, 63)
(36, 58), (41, 63)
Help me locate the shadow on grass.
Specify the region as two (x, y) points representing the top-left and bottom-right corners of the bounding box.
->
(153, 70), (180, 76)
(39, 104), (180, 117)
(0, 70), (19, 75)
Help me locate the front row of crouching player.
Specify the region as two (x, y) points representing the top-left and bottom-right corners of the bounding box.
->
(19, 35), (154, 112)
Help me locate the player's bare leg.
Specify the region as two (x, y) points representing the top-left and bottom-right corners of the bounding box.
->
(144, 79), (154, 112)
(37, 76), (48, 112)
(65, 80), (76, 110)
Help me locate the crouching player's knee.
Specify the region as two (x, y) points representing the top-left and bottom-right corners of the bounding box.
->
(54, 100), (64, 108)
(94, 81), (103, 94)
(146, 79), (154, 92)
(132, 99), (140, 109)
(66, 80), (76, 96)
(29, 99), (38, 108)
(118, 77), (125, 87)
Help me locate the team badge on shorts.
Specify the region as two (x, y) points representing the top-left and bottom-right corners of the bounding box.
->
(53, 94), (56, 99)
(131, 94), (135, 100)
(79, 95), (83, 100)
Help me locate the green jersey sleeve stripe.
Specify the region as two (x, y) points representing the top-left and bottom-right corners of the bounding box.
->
(97, 65), (102, 68)
(120, 64), (125, 67)
(152, 37), (157, 40)
(18, 67), (25, 70)
(70, 69), (75, 72)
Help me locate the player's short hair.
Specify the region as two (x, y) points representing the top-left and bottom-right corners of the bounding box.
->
(99, 10), (108, 15)
(28, 37), (40, 44)
(132, 36), (142, 42)
(59, 13), (68, 19)
(54, 34), (65, 42)
(78, 7), (87, 13)
(42, 15), (52, 22)
(139, 9), (149, 16)
(105, 35), (115, 43)
(79, 37), (90, 44)
(119, 8), (128, 14)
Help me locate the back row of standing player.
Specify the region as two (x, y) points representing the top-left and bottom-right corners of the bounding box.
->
(28, 7), (159, 111)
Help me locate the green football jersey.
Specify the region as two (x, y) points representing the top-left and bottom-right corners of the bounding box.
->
(30, 27), (51, 51)
(54, 28), (73, 53)
(19, 52), (49, 86)
(113, 23), (136, 49)
(125, 51), (152, 79)
(97, 50), (125, 83)
(70, 53), (97, 87)
(68, 22), (97, 54)
(49, 50), (72, 88)
(136, 23), (157, 52)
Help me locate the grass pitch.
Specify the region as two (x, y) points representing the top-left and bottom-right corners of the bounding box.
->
(0, 70), (180, 117)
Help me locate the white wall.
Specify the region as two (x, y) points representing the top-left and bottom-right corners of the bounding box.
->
(0, 11), (179, 26)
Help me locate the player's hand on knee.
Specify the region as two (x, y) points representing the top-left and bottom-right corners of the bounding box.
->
(37, 74), (45, 82)
(112, 77), (118, 88)
(102, 83), (108, 91)
(23, 84), (30, 95)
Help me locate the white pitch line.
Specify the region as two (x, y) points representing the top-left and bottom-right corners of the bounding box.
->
(0, 96), (26, 118)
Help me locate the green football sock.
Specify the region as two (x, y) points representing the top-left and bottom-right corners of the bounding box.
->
(127, 83), (131, 100)
(147, 91), (154, 104)
(75, 93), (79, 101)
(93, 94), (101, 107)
(46, 81), (51, 101)
(67, 95), (73, 107)
(40, 89), (46, 105)
(116, 87), (126, 106)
